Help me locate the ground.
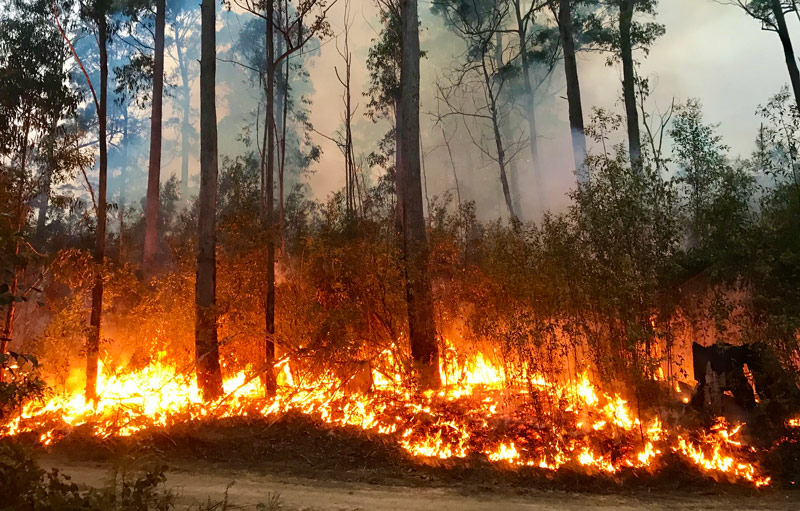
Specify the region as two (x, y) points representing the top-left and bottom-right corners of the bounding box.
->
(34, 456), (800, 510)
(23, 414), (800, 510)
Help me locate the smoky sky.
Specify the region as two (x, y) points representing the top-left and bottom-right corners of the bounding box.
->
(154, 0), (799, 220)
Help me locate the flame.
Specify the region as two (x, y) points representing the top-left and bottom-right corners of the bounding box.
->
(1, 345), (771, 487)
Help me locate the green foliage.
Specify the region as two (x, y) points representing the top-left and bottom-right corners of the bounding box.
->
(0, 440), (174, 511)
(0, 351), (46, 416)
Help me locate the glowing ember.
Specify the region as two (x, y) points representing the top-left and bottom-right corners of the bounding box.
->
(0, 347), (771, 487)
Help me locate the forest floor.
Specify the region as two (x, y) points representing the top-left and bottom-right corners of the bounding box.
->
(29, 413), (800, 510)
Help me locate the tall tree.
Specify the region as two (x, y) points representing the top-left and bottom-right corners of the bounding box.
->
(549, 0), (589, 183)
(54, 0), (122, 401)
(433, 0), (524, 220)
(399, 0), (440, 389)
(232, 0), (333, 395)
(585, 0), (663, 168)
(507, 0), (560, 213)
(143, 0), (166, 277)
(167, 4), (200, 201)
(727, 1), (800, 110)
(0, 0), (82, 380)
(196, 0), (224, 400)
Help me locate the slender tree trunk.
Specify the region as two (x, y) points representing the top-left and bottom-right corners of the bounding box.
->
(398, 0), (440, 390)
(264, 0), (278, 397)
(513, 2), (543, 215)
(1, 119), (30, 383)
(175, 24), (191, 201)
(119, 107), (129, 259)
(143, 0), (166, 277)
(275, 10), (288, 238)
(483, 46), (517, 221)
(86, 14), (109, 403)
(772, 0), (800, 111)
(556, 0), (588, 183)
(196, 0), (224, 401)
(619, 0), (641, 167)
(393, 106), (404, 237)
(36, 116), (58, 238)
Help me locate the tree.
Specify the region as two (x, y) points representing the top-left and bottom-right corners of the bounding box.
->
(507, 0), (560, 214)
(0, 0), (83, 381)
(166, 2), (200, 201)
(54, 0), (115, 402)
(433, 0), (526, 221)
(399, 0), (440, 389)
(726, 1), (800, 110)
(584, 0), (663, 169)
(548, 0), (589, 182)
(196, 0), (224, 400)
(231, 0), (334, 396)
(143, 0), (166, 277)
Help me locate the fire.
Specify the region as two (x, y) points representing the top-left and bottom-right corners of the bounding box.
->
(1, 345), (771, 487)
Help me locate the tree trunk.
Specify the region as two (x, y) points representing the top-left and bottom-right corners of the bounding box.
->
(119, 107), (129, 259)
(86, 14), (109, 403)
(556, 0), (588, 184)
(619, 0), (641, 167)
(175, 23), (191, 201)
(196, 0), (224, 401)
(36, 116), (58, 239)
(398, 0), (440, 390)
(143, 0), (166, 278)
(483, 55), (517, 221)
(772, 0), (800, 110)
(1, 118), (30, 383)
(513, 2), (543, 216)
(264, 0), (278, 397)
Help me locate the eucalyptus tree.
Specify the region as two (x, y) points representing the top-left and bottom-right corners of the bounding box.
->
(52, 0), (118, 401)
(725, 1), (800, 110)
(196, 0), (224, 400)
(506, 0), (560, 208)
(399, 0), (440, 389)
(0, 0), (85, 381)
(229, 0), (334, 395)
(166, 2), (200, 201)
(584, 0), (664, 169)
(142, 0), (166, 278)
(433, 0), (525, 220)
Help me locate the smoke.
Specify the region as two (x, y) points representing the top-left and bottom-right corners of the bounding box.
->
(83, 0), (798, 225)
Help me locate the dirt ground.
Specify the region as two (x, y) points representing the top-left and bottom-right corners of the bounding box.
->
(35, 455), (800, 510)
(23, 415), (800, 510)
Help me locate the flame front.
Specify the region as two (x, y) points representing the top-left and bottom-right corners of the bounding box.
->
(2, 348), (770, 487)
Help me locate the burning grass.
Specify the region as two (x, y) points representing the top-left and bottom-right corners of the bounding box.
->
(0, 347), (777, 488)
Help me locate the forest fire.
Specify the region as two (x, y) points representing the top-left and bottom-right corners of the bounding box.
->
(1, 344), (771, 487)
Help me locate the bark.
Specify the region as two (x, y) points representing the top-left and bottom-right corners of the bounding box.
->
(86, 14), (109, 403)
(398, 0), (440, 390)
(485, 40), (517, 221)
(36, 116), (59, 238)
(556, 0), (588, 183)
(143, 0), (166, 277)
(175, 23), (191, 201)
(264, 0), (278, 397)
(1, 118), (30, 383)
(771, 0), (800, 110)
(276, 7), (288, 238)
(119, 107), (129, 259)
(619, 0), (641, 167)
(196, 0), (224, 401)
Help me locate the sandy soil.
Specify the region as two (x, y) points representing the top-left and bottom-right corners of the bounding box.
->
(38, 456), (800, 511)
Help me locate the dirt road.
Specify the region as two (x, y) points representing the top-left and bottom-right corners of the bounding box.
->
(39, 456), (799, 511)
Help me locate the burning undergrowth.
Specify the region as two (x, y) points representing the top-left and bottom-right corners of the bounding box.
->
(0, 346), (782, 488)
